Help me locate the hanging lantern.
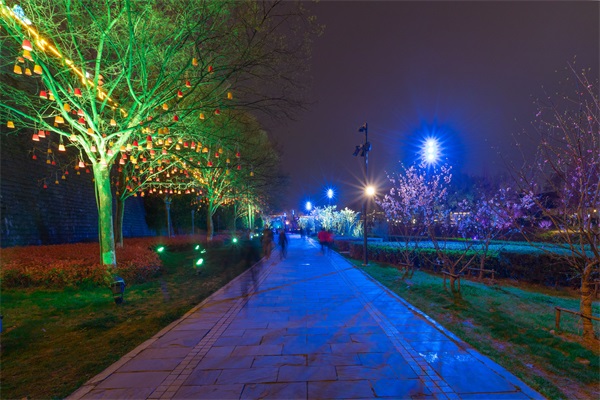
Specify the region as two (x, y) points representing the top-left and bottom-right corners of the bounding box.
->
(74, 88), (82, 97)
(227, 92), (233, 100)
(13, 64), (22, 74)
(237, 164), (241, 170)
(202, 147), (208, 153)
(192, 57), (198, 66)
(173, 115), (179, 122)
(147, 142), (152, 150)
(199, 113), (205, 120)
(126, 143), (132, 152)
(79, 160), (85, 168)
(214, 109), (220, 115)
(226, 158), (230, 164)
(39, 90), (47, 99)
(77, 109), (85, 116)
(150, 149), (156, 157)
(177, 90), (183, 98)
(86, 168), (90, 173)
(32, 154), (37, 160)
(119, 158), (125, 165)
(48, 91), (55, 101)
(76, 117), (85, 125)
(87, 127), (94, 135)
(250, 171), (254, 177)
(208, 65), (213, 73)
(207, 160), (213, 167)
(185, 80), (191, 88)
(51, 160), (56, 165)
(162, 148), (167, 155)
(38, 129), (46, 138)
(33, 64), (42, 75)
(54, 115), (64, 124)
(175, 144), (181, 151)
(110, 118), (117, 126)
(24, 68), (32, 76)
(23, 50), (33, 61)
(22, 39), (33, 51)
(58, 143), (66, 151)
(32, 133), (39, 141)
(43, 182), (48, 189)
(7, 121), (15, 129)
(46, 158), (51, 164)
(61, 174), (66, 180)
(215, 152), (219, 158)
(91, 145), (97, 152)
(69, 133), (76, 141)
(225, 169), (230, 175)
(162, 103), (169, 111)
(236, 151), (241, 158)
(107, 149), (114, 156)
(63, 103), (71, 112)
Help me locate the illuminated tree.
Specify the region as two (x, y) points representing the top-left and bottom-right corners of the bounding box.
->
(1, 0), (316, 269)
(508, 65), (599, 345)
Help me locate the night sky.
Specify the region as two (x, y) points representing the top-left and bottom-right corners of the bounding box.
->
(267, 1), (599, 212)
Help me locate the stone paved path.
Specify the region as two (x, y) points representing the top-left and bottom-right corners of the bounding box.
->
(69, 235), (543, 399)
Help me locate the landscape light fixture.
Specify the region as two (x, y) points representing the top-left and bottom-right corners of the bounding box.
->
(352, 123), (372, 266)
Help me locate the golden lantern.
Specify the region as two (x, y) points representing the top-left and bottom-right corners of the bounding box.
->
(192, 57), (198, 66)
(7, 121), (15, 129)
(91, 145), (97, 152)
(58, 144), (66, 151)
(162, 103), (169, 110)
(226, 158), (230, 164)
(227, 92), (233, 100)
(33, 64), (42, 75)
(61, 174), (66, 180)
(24, 68), (32, 76)
(54, 115), (64, 124)
(175, 144), (181, 151)
(64, 103), (71, 112)
(202, 147), (208, 153)
(48, 92), (55, 101)
(110, 119), (117, 126)
(79, 160), (85, 168)
(13, 64), (23, 74)
(23, 50), (33, 61)
(70, 134), (77, 141)
(199, 112), (205, 120)
(87, 127), (94, 135)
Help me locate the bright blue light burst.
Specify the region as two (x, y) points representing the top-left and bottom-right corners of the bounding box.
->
(326, 188), (334, 199)
(421, 137), (441, 165)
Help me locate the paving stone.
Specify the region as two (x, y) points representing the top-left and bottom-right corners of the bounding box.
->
(307, 353), (362, 366)
(81, 387), (156, 399)
(336, 365), (399, 380)
(253, 355), (307, 367)
(278, 365), (337, 382)
(215, 367), (279, 384)
(231, 344), (283, 356)
(118, 358), (182, 372)
(194, 355), (255, 370)
(173, 384), (243, 399)
(96, 372), (169, 389)
(308, 380), (375, 399)
(213, 335), (262, 347)
(371, 378), (433, 397)
(241, 382), (307, 399)
(182, 369), (221, 386)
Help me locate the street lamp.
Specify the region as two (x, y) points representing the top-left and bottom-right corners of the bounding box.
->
(353, 122), (371, 265)
(326, 188), (334, 205)
(305, 201), (312, 212)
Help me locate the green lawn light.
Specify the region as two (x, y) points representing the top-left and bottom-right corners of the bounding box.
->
(195, 244), (200, 250)
(110, 276), (126, 304)
(156, 246), (165, 253)
(232, 237), (238, 244)
(196, 258), (204, 266)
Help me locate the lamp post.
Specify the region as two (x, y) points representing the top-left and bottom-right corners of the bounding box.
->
(353, 123), (371, 265)
(327, 188), (334, 206)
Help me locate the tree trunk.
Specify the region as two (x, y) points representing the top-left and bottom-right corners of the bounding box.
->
(164, 196), (172, 237)
(206, 206), (214, 241)
(93, 165), (117, 268)
(114, 196), (125, 248)
(580, 267), (597, 346)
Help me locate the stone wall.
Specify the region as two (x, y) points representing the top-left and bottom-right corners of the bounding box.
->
(0, 132), (153, 247)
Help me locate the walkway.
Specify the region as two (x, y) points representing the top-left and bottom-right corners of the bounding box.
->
(69, 236), (542, 399)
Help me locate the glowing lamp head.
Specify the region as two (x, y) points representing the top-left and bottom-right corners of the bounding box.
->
(327, 188), (334, 199)
(196, 258), (204, 266)
(365, 186), (375, 197)
(421, 137), (441, 165)
(156, 246), (165, 253)
(305, 201), (312, 211)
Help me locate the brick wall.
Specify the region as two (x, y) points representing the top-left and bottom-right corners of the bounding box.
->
(0, 133), (153, 247)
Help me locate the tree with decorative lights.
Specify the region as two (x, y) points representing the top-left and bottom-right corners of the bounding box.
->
(1, 0), (317, 271)
(508, 65), (599, 345)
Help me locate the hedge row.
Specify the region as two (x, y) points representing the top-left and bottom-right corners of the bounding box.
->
(334, 240), (576, 287)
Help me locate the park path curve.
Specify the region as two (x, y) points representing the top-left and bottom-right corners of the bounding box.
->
(69, 235), (542, 400)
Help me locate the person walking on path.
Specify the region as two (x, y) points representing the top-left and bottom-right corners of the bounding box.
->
(317, 227), (328, 254)
(262, 226), (274, 259)
(278, 229), (288, 259)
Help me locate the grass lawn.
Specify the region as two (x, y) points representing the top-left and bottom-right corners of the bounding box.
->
(1, 240), (261, 399)
(347, 258), (600, 400)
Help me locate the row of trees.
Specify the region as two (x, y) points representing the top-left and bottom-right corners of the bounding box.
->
(1, 1), (319, 270)
(377, 65), (598, 344)
(299, 205), (362, 237)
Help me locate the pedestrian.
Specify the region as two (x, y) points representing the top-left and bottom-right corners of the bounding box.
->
(317, 227), (328, 253)
(278, 229), (288, 259)
(262, 226), (273, 259)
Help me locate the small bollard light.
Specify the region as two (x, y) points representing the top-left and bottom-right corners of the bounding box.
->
(110, 276), (126, 304)
(232, 237), (238, 244)
(156, 246), (165, 253)
(196, 258), (204, 266)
